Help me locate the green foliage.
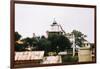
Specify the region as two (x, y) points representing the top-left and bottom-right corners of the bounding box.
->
(62, 55), (78, 63)
(15, 32), (23, 51)
(71, 30), (87, 47)
(15, 32), (71, 52)
(23, 37), (33, 46)
(48, 52), (57, 56)
(21, 37), (39, 51)
(48, 35), (71, 52)
(48, 35), (59, 52)
(38, 36), (51, 52)
(15, 32), (21, 41)
(15, 43), (25, 51)
(57, 35), (71, 51)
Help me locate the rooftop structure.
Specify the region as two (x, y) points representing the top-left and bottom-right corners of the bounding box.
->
(42, 56), (62, 64)
(47, 18), (63, 37)
(15, 51), (44, 61)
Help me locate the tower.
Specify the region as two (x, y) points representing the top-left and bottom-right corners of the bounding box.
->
(47, 18), (63, 37)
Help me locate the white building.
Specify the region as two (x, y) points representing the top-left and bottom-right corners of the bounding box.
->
(47, 19), (63, 37)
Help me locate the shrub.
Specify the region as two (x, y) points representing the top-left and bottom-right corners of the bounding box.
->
(62, 55), (78, 63)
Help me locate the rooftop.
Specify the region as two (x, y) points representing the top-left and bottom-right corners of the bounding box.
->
(15, 51), (44, 61)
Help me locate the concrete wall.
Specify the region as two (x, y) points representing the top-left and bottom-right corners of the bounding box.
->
(78, 47), (92, 62)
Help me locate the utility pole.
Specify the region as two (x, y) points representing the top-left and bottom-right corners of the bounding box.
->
(72, 34), (75, 56)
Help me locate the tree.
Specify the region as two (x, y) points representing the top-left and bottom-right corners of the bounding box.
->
(15, 32), (24, 51)
(21, 37), (38, 51)
(57, 35), (71, 51)
(38, 36), (51, 51)
(23, 37), (33, 46)
(71, 30), (87, 47)
(15, 43), (25, 51)
(15, 32), (21, 41)
(48, 35), (59, 52)
(31, 37), (39, 50)
(48, 35), (71, 52)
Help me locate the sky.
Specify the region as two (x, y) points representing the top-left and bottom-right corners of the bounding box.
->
(15, 4), (95, 43)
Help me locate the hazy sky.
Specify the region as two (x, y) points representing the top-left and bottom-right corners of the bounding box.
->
(15, 4), (94, 43)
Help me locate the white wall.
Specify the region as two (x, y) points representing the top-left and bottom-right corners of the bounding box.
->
(0, 0), (99, 69)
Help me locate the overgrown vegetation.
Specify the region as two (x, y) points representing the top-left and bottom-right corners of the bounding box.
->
(15, 29), (86, 55)
(62, 55), (78, 63)
(15, 32), (71, 53)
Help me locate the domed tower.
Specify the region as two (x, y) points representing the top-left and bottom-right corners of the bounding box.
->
(47, 18), (63, 37)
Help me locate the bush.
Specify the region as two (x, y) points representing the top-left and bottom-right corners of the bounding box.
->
(48, 52), (57, 56)
(62, 55), (78, 63)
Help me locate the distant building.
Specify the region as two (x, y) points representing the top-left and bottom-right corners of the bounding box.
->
(46, 19), (75, 43)
(47, 19), (63, 37)
(58, 52), (67, 55)
(15, 51), (44, 64)
(42, 56), (62, 64)
(82, 40), (91, 48)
